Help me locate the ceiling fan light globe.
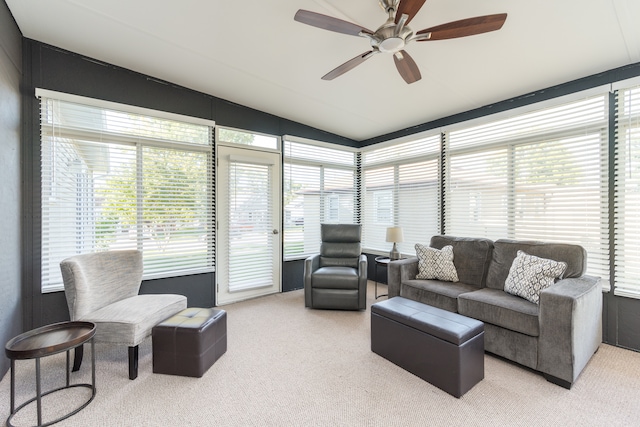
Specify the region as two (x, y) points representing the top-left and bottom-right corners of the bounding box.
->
(379, 37), (404, 53)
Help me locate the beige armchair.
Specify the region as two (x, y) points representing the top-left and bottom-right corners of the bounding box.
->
(60, 250), (187, 379)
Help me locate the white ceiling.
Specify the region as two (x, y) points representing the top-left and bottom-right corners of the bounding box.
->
(6, 0), (640, 141)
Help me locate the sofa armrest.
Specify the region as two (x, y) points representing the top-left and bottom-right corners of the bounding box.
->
(538, 275), (602, 387)
(388, 257), (418, 298)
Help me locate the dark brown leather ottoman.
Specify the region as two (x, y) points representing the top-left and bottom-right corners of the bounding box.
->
(152, 307), (227, 377)
(371, 297), (484, 398)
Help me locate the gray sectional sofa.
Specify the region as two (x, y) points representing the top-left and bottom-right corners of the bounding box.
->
(387, 235), (602, 388)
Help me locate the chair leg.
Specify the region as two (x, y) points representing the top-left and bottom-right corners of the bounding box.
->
(72, 344), (84, 372)
(128, 345), (139, 380)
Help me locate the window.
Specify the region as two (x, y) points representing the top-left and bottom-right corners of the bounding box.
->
(374, 190), (393, 223)
(445, 95), (609, 279)
(326, 194), (340, 222)
(614, 83), (640, 298)
(39, 91), (215, 292)
(283, 137), (358, 259)
(218, 127), (279, 150)
(361, 134), (441, 255)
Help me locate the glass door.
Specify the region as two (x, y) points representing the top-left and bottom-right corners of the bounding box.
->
(216, 145), (281, 304)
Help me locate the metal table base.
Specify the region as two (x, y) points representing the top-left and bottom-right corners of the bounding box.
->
(6, 322), (96, 427)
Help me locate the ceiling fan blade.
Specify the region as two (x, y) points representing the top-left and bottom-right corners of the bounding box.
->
(295, 9), (373, 36)
(322, 51), (377, 81)
(394, 0), (427, 25)
(415, 13), (507, 41)
(393, 50), (421, 84)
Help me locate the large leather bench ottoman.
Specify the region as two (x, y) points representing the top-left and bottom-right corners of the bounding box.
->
(152, 307), (227, 377)
(371, 297), (484, 397)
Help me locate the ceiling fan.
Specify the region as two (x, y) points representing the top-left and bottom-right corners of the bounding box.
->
(294, 0), (507, 84)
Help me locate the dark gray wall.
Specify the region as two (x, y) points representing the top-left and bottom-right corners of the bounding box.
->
(0, 0), (22, 376)
(283, 259), (305, 292)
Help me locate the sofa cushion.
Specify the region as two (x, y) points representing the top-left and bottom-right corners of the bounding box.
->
(458, 288), (540, 337)
(486, 239), (586, 290)
(429, 236), (494, 288)
(400, 279), (480, 313)
(415, 244), (459, 282)
(504, 251), (567, 304)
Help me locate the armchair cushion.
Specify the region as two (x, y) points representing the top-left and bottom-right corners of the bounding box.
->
(80, 294), (188, 346)
(61, 250), (144, 319)
(320, 223), (362, 268)
(311, 266), (360, 289)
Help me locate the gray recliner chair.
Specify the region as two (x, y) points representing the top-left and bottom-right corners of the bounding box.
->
(304, 224), (368, 310)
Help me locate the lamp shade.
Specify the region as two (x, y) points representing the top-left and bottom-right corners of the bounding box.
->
(386, 226), (404, 243)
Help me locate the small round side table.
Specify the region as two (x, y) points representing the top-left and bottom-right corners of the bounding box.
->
(374, 256), (392, 299)
(5, 321), (96, 427)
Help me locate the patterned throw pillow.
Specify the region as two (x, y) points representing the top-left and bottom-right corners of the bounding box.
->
(504, 250), (567, 304)
(415, 244), (459, 282)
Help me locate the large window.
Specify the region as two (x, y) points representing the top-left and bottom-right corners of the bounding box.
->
(40, 91), (215, 292)
(614, 83), (640, 298)
(361, 134), (441, 255)
(445, 95), (610, 279)
(283, 137), (358, 259)
(359, 94), (610, 282)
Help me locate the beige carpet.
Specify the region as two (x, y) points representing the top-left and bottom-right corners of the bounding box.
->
(2, 282), (640, 426)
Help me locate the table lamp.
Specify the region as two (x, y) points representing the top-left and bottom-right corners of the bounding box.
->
(386, 226), (404, 260)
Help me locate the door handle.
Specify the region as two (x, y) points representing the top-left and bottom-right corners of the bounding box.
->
(272, 229), (279, 235)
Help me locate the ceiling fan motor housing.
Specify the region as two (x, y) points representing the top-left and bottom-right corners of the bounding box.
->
(372, 25), (413, 53)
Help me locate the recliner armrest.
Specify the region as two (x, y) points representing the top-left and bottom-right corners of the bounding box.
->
(304, 254), (321, 285)
(538, 274), (602, 387)
(358, 254), (368, 309)
(388, 257), (418, 298)
(358, 254), (368, 278)
(303, 254), (321, 308)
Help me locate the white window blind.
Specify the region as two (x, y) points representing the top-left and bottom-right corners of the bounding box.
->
(283, 138), (358, 259)
(614, 85), (640, 298)
(361, 135), (441, 255)
(227, 160), (273, 291)
(40, 95), (214, 291)
(445, 95), (609, 279)
(444, 146), (509, 237)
